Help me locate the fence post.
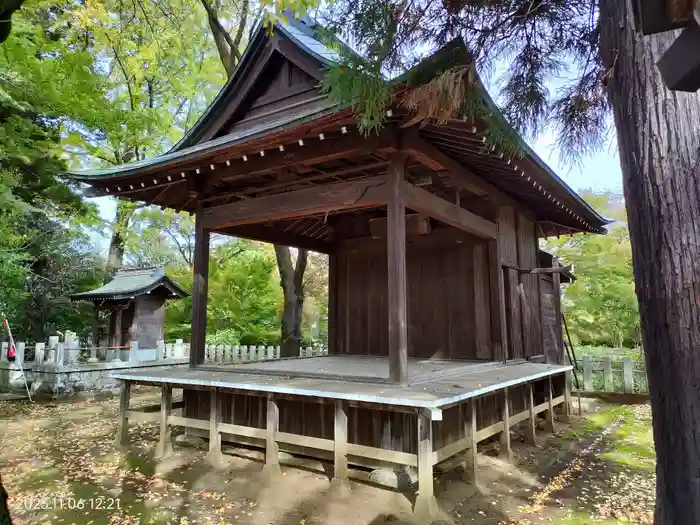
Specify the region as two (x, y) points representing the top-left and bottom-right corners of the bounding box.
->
(129, 341), (139, 363)
(241, 345), (249, 362)
(603, 356), (613, 392)
(233, 345), (240, 361)
(622, 357), (634, 393)
(35, 343), (45, 363)
(88, 336), (98, 363)
(266, 346), (274, 360)
(156, 340), (165, 361)
(582, 355), (592, 391)
(16, 342), (25, 365)
(56, 342), (65, 365)
(0, 342), (8, 361)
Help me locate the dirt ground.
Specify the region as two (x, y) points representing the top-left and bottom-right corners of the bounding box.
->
(0, 388), (655, 525)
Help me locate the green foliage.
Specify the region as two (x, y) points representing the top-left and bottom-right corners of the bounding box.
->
(544, 191), (639, 348)
(319, 0), (608, 158)
(163, 240), (283, 342)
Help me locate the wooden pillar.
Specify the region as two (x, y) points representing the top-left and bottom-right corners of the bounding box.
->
(262, 393), (281, 477)
(113, 306), (123, 349)
(329, 400), (351, 496)
(414, 409), (438, 520)
(464, 398), (478, 482)
(552, 257), (563, 363)
(563, 372), (572, 422)
(500, 388), (512, 460)
(387, 153), (408, 384)
(114, 381), (131, 450)
(156, 384), (173, 458)
(488, 237), (508, 364)
(191, 204), (210, 367)
(206, 387), (223, 466)
(546, 376), (556, 433)
(525, 383), (537, 446)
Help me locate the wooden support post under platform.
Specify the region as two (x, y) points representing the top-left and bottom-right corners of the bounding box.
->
(191, 205), (210, 367)
(115, 381), (131, 450)
(206, 388), (224, 466)
(262, 393), (281, 477)
(546, 376), (556, 433)
(387, 153), (408, 385)
(562, 372), (572, 422)
(329, 400), (351, 497)
(156, 384), (173, 458)
(500, 388), (512, 460)
(525, 383), (537, 446)
(464, 398), (478, 482)
(414, 409), (438, 520)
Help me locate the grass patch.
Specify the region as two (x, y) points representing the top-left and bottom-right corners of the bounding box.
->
(600, 405), (655, 472)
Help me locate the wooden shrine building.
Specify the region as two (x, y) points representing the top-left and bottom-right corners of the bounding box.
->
(71, 267), (188, 349)
(69, 15), (608, 519)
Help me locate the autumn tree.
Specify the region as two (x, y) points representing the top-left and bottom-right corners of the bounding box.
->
(320, 0), (700, 521)
(199, 3), (316, 356)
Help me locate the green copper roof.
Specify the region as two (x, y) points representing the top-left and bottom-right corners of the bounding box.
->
(71, 267), (188, 301)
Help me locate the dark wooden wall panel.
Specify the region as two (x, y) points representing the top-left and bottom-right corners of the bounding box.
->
(134, 296), (165, 349)
(183, 381), (558, 456)
(516, 213), (542, 359)
(540, 276), (564, 363)
(332, 230), (491, 360)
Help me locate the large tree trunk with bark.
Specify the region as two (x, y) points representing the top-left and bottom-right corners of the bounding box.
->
(275, 246), (308, 357)
(599, 1), (700, 522)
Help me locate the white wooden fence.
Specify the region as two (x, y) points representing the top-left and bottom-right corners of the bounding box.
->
(572, 355), (648, 394)
(202, 344), (328, 364)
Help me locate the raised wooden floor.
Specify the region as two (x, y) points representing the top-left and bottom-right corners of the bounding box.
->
(113, 357), (569, 410)
(113, 358), (572, 521)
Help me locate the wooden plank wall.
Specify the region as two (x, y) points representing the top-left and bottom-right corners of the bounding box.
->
(135, 296), (165, 349)
(183, 377), (564, 455)
(332, 230), (492, 360)
(497, 207), (543, 360)
(540, 276), (562, 363)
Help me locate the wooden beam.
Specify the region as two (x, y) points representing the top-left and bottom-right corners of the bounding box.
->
(414, 409), (438, 520)
(526, 383), (537, 446)
(114, 381), (131, 450)
(219, 223), (332, 253)
(209, 133), (391, 187)
(387, 154), (408, 385)
(262, 393), (281, 477)
(403, 181), (497, 239)
(500, 388), (512, 460)
(191, 205), (210, 367)
(330, 400), (351, 496)
(465, 399), (478, 482)
(547, 376), (556, 433)
(202, 177), (388, 230)
(156, 385), (173, 458)
(658, 23), (700, 92)
(489, 239), (509, 363)
(526, 266), (573, 275)
(403, 128), (519, 209)
(206, 388), (224, 465)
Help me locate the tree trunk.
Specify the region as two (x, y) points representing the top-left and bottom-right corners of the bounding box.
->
(599, 1), (700, 522)
(106, 202), (135, 279)
(275, 246), (308, 357)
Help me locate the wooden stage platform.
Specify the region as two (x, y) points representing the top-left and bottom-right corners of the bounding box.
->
(113, 356), (570, 411)
(113, 357), (572, 519)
